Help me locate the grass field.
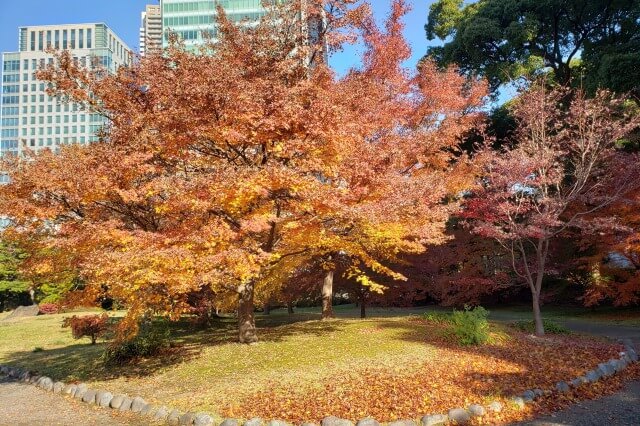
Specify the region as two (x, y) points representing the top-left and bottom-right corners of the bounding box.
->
(0, 305), (636, 423)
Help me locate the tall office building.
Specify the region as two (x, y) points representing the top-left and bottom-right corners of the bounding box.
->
(140, 4), (163, 56)
(161, 0), (266, 50)
(0, 23), (132, 158)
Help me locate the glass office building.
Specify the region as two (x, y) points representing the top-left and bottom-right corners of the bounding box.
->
(0, 23), (132, 158)
(161, 0), (266, 50)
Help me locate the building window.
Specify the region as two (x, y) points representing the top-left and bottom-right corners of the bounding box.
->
(2, 60), (19, 72)
(63, 30), (68, 49)
(79, 29), (84, 49)
(47, 30), (52, 48)
(55, 30), (60, 49)
(38, 31), (44, 50)
(87, 28), (92, 48)
(2, 85), (20, 94)
(70, 29), (76, 49)
(30, 31), (35, 51)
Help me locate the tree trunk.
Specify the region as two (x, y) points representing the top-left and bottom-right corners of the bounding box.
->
(29, 288), (35, 305)
(321, 269), (334, 320)
(238, 283), (258, 344)
(287, 302), (294, 315)
(360, 298), (366, 319)
(263, 301), (271, 315)
(532, 291), (545, 336)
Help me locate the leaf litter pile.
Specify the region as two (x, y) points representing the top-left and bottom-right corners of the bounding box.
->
(222, 319), (637, 425)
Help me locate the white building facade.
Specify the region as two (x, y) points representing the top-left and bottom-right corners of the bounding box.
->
(140, 4), (163, 56)
(0, 23), (132, 158)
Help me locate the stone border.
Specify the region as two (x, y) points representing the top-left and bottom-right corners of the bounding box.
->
(0, 340), (637, 426)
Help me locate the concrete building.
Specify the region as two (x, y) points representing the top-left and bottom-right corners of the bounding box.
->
(160, 0), (266, 50)
(0, 23), (132, 158)
(140, 4), (163, 56)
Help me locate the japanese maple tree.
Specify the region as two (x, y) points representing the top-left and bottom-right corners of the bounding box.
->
(463, 82), (640, 335)
(0, 0), (486, 343)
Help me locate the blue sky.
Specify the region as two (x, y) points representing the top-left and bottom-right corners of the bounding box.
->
(0, 0), (440, 74)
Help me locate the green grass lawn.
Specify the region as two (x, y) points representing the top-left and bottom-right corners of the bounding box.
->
(0, 308), (438, 420)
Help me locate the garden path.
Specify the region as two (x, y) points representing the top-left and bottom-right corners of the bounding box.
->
(0, 375), (143, 426)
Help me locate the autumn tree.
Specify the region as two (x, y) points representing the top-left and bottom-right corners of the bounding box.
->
(0, 0), (486, 343)
(463, 82), (640, 335)
(577, 190), (640, 307)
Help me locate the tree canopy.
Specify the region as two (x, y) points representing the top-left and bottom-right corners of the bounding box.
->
(425, 0), (640, 94)
(0, 0), (486, 342)
(0, 241), (31, 311)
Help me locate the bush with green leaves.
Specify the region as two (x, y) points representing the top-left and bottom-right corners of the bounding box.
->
(451, 305), (490, 346)
(512, 319), (570, 335)
(102, 321), (170, 366)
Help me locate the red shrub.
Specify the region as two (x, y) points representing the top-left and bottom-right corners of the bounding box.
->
(62, 313), (109, 344)
(38, 303), (59, 315)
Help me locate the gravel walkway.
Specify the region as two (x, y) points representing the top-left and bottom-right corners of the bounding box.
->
(0, 376), (145, 426)
(512, 380), (640, 426)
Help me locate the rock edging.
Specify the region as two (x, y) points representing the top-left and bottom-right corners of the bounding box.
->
(0, 340), (637, 426)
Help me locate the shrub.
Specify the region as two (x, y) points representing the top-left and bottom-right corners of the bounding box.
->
(38, 303), (59, 315)
(32, 347), (44, 353)
(512, 319), (570, 334)
(62, 313), (109, 345)
(102, 322), (170, 366)
(451, 305), (490, 346)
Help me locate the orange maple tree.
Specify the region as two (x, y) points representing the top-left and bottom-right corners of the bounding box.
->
(0, 0), (486, 343)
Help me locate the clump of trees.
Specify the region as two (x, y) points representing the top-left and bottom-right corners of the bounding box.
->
(425, 0), (640, 95)
(0, 241), (32, 311)
(1, 0), (639, 345)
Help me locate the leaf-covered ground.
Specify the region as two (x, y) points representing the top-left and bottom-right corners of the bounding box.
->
(0, 307), (637, 425)
(224, 319), (633, 424)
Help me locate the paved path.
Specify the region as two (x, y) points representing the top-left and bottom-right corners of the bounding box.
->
(502, 315), (640, 426)
(513, 380), (640, 426)
(0, 376), (144, 426)
(557, 319), (640, 342)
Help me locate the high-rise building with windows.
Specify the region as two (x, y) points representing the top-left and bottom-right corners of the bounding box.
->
(0, 23), (132, 158)
(140, 4), (163, 56)
(160, 0), (266, 50)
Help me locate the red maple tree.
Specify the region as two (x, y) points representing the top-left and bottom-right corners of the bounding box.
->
(463, 82), (640, 335)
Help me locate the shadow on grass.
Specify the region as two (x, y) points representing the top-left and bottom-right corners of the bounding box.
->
(0, 311), (343, 384)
